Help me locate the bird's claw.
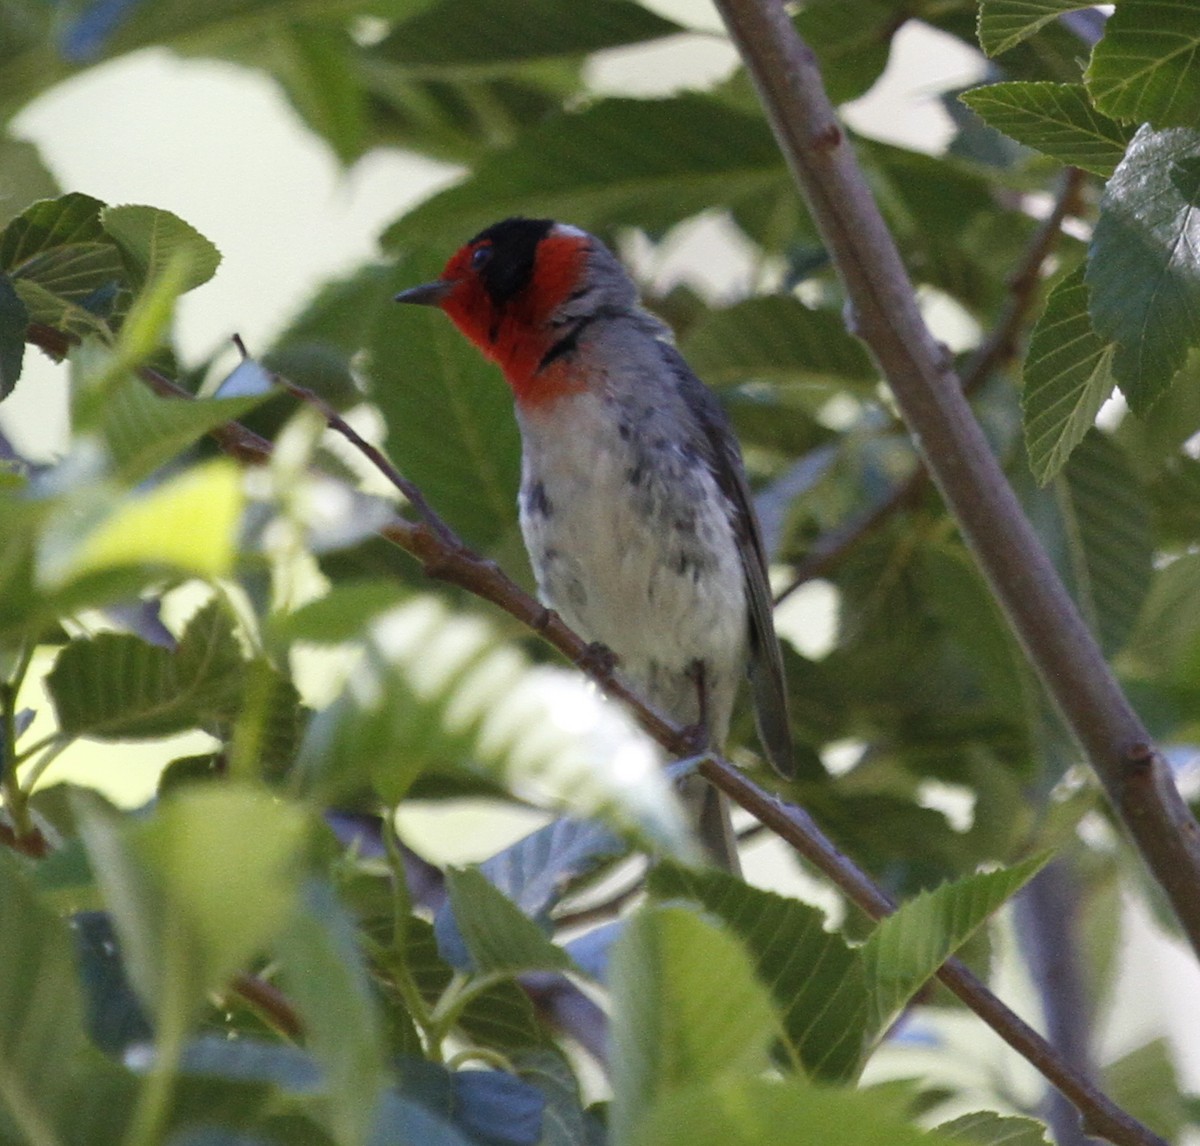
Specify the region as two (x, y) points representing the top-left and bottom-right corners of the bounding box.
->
(576, 640), (618, 679)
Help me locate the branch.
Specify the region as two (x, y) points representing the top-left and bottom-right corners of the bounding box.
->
(713, 0), (1200, 957)
(116, 361), (1162, 1146)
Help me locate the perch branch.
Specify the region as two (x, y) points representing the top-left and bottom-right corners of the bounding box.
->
(713, 0), (1200, 957)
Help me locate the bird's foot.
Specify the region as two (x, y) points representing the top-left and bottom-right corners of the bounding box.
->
(675, 719), (711, 761)
(575, 640), (618, 680)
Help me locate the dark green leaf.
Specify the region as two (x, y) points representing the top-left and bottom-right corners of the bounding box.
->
(1087, 125), (1200, 412)
(510, 1046), (590, 1146)
(609, 906), (776, 1145)
(1086, 0), (1200, 130)
(793, 0), (898, 105)
(649, 863), (867, 1081)
(861, 140), (1019, 311)
(438, 866), (574, 975)
(1022, 264), (1116, 483)
(380, 279), (523, 549)
(382, 96), (787, 250)
(1058, 431), (1154, 655)
(861, 853), (1050, 1036)
(0, 270), (27, 397)
(977, 0), (1097, 57)
(277, 259), (522, 550)
(73, 910), (153, 1055)
(375, 0), (682, 71)
(47, 599), (246, 739)
(0, 191), (126, 335)
(959, 83), (1134, 176)
(680, 296), (875, 389)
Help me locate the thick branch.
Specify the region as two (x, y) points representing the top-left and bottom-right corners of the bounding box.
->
(714, 0), (1200, 955)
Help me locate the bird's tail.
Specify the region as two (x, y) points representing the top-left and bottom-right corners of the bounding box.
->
(681, 773), (742, 875)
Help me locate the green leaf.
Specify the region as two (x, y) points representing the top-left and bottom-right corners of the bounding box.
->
(98, 376), (267, 484)
(47, 598), (247, 739)
(43, 458), (245, 585)
(0, 134), (59, 230)
(648, 863), (867, 1081)
(977, 0), (1097, 57)
(439, 866), (574, 975)
(959, 83), (1134, 176)
(74, 786), (308, 1025)
(1023, 264), (1116, 483)
(0, 192), (126, 335)
(100, 204), (221, 294)
(277, 882), (388, 1146)
(481, 818), (626, 921)
(380, 273), (523, 549)
(296, 594), (696, 859)
(609, 905), (776, 1145)
(0, 191), (107, 268)
(1128, 552), (1200, 676)
(0, 850), (89, 1146)
(277, 260), (522, 550)
(636, 1075), (954, 1146)
(510, 1046), (592, 1146)
(861, 139), (1015, 311)
(680, 297), (875, 389)
(272, 580), (410, 644)
(266, 24), (366, 164)
(1104, 1038), (1188, 1142)
(1056, 431), (1154, 655)
(860, 853), (1050, 1036)
(792, 0), (897, 105)
(382, 95), (786, 250)
(1086, 125), (1200, 413)
(1086, 0), (1200, 130)
(375, 0), (682, 71)
(938, 1111), (1052, 1145)
(0, 270), (27, 398)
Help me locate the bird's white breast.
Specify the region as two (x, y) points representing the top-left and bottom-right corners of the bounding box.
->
(516, 389), (747, 730)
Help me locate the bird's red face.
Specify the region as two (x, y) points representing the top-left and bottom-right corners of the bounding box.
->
(396, 218), (592, 406)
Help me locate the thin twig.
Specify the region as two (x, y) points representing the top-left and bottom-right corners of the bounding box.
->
(229, 335), (460, 547)
(714, 0), (1200, 961)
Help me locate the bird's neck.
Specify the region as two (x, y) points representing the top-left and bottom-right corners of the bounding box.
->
(486, 313), (591, 409)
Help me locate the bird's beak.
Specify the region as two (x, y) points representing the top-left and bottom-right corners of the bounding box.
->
(394, 280), (454, 307)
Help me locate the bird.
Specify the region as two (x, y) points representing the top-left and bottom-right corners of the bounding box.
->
(395, 217), (793, 872)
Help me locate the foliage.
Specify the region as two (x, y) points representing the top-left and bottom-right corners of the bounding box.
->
(1, 2), (1199, 1145)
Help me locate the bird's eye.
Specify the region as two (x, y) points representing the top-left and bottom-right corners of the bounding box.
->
(470, 245), (492, 270)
